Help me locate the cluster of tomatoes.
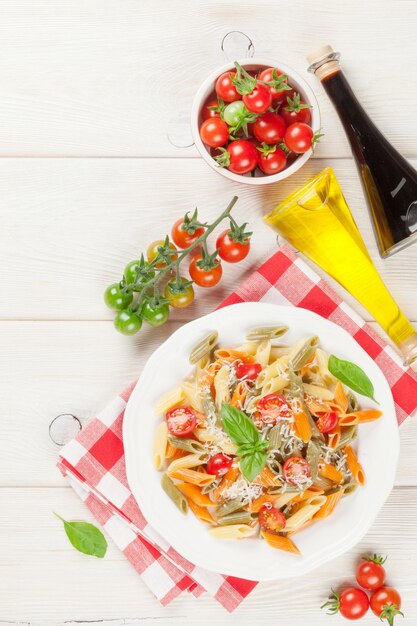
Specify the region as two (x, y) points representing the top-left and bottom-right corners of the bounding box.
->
(104, 208), (251, 335)
(199, 62), (321, 177)
(323, 555), (403, 624)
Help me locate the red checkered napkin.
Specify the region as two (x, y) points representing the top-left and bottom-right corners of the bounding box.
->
(58, 244), (417, 612)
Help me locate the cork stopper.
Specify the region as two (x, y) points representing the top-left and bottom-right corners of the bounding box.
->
(306, 45), (335, 66)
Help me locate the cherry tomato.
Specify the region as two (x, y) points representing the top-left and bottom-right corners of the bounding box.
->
(215, 71), (240, 102)
(189, 254), (222, 288)
(200, 118), (229, 148)
(104, 283), (133, 311)
(113, 309), (142, 336)
(147, 240), (178, 268)
(124, 260), (155, 285)
(316, 411), (338, 433)
(206, 453), (233, 476)
(202, 98), (221, 120)
(258, 67), (290, 101)
(283, 456), (312, 486)
(258, 504), (286, 533)
(165, 278), (195, 309)
(281, 103), (311, 126)
(171, 218), (205, 249)
(356, 555), (386, 590)
(235, 362), (262, 381)
(257, 394), (292, 424)
(243, 82), (272, 114)
(253, 113), (286, 145)
(165, 406), (197, 437)
(216, 229), (250, 263)
(258, 147), (287, 175)
(323, 587), (370, 620)
(284, 123), (314, 153)
(370, 587), (403, 624)
(140, 300), (170, 327)
(221, 140), (258, 175)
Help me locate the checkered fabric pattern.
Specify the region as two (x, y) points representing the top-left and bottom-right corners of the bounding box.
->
(58, 244), (417, 612)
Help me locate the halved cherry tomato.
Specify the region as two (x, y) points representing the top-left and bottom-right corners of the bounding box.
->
(370, 587), (403, 624)
(283, 456), (311, 486)
(147, 240), (178, 268)
(189, 254), (222, 288)
(243, 82), (272, 114)
(258, 67), (290, 101)
(216, 229), (250, 263)
(215, 71), (240, 102)
(202, 98), (221, 120)
(356, 555), (386, 590)
(253, 113), (286, 145)
(257, 394), (292, 424)
(258, 504), (286, 533)
(200, 118), (229, 148)
(171, 218), (205, 249)
(165, 406), (197, 437)
(316, 411), (338, 433)
(206, 453), (233, 476)
(235, 362), (262, 381)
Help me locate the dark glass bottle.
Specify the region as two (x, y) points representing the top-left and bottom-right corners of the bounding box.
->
(307, 46), (417, 258)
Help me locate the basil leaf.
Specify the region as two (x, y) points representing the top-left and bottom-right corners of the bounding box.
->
(221, 403), (260, 446)
(240, 450), (267, 482)
(54, 513), (107, 558)
(328, 355), (377, 402)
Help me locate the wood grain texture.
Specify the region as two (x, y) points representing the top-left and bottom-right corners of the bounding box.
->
(0, 486), (416, 623)
(1, 157), (417, 322)
(0, 0), (416, 157)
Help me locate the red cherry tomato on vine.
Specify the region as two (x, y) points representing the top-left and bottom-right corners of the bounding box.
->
(258, 147), (287, 175)
(356, 555), (386, 590)
(243, 82), (272, 114)
(258, 504), (286, 533)
(165, 406), (197, 437)
(189, 254), (222, 288)
(284, 123), (314, 153)
(216, 229), (250, 263)
(206, 453), (233, 476)
(222, 140), (258, 175)
(283, 456), (311, 486)
(258, 67), (290, 101)
(235, 362), (262, 381)
(202, 98), (221, 120)
(171, 218), (205, 249)
(215, 71), (240, 102)
(370, 587), (403, 624)
(199, 118), (229, 148)
(257, 394), (292, 424)
(253, 113), (286, 145)
(316, 411), (338, 433)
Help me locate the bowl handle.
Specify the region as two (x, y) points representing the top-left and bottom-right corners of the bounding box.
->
(220, 31), (255, 61)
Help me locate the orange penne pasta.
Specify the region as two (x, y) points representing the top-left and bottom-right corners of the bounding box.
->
(261, 531), (301, 555)
(338, 410), (383, 426)
(169, 468), (216, 486)
(333, 382), (349, 413)
(318, 461), (344, 484)
(304, 396), (332, 415)
(186, 498), (216, 525)
(313, 489), (344, 520)
(165, 442), (177, 459)
(169, 447), (188, 461)
(293, 409), (312, 443)
(252, 466), (281, 487)
(176, 483), (214, 506)
(328, 424), (341, 449)
(300, 352), (316, 377)
(212, 466), (240, 502)
(246, 493), (279, 513)
(214, 349), (254, 363)
(344, 445), (365, 486)
(230, 381), (248, 410)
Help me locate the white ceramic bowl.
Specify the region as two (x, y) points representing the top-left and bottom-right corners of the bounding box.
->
(123, 303), (398, 581)
(191, 58), (321, 186)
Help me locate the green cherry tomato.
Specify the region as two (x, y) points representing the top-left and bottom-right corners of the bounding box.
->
(165, 278), (195, 309)
(114, 309), (142, 335)
(124, 260), (155, 285)
(141, 301), (170, 327)
(223, 100), (246, 126)
(104, 283), (133, 311)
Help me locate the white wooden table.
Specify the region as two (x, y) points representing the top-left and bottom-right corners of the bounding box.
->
(1, 1), (416, 624)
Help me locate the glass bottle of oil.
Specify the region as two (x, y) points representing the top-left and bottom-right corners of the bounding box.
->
(264, 168), (417, 370)
(307, 46), (417, 258)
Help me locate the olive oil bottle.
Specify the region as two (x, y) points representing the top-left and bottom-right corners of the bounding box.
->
(264, 168), (417, 370)
(307, 46), (417, 258)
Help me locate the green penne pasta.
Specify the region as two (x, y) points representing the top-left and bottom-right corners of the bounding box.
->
(215, 496), (246, 518)
(161, 473), (188, 514)
(289, 336), (319, 371)
(217, 511), (257, 525)
(167, 435), (206, 454)
(267, 425), (282, 450)
(337, 425), (358, 448)
(246, 325), (289, 341)
(201, 477), (222, 494)
(306, 439), (321, 480)
(343, 482), (358, 495)
(189, 331), (218, 364)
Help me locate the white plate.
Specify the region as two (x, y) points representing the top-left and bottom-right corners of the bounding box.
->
(123, 303), (399, 581)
